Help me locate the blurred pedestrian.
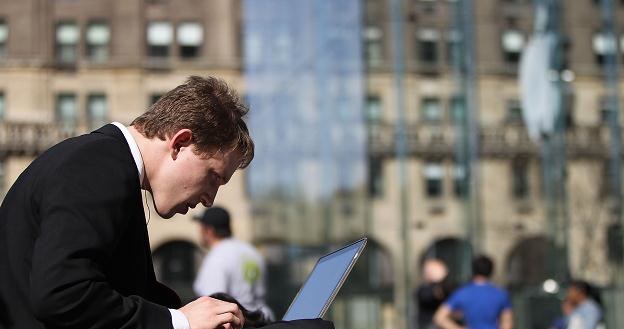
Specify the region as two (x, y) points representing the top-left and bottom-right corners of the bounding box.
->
(415, 258), (454, 329)
(194, 206), (274, 321)
(565, 280), (602, 329)
(434, 255), (513, 329)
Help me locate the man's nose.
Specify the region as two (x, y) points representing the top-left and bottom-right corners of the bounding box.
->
(200, 192), (216, 207)
(200, 198), (212, 208)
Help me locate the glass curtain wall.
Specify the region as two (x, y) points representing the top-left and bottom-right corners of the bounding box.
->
(242, 1), (389, 328)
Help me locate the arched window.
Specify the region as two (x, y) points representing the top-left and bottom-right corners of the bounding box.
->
(420, 237), (473, 286)
(506, 236), (567, 289)
(506, 236), (568, 329)
(152, 240), (203, 303)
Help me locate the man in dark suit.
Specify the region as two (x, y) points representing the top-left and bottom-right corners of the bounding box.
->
(0, 76), (253, 329)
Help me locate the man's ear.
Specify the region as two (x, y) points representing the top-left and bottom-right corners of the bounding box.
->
(169, 129), (193, 159)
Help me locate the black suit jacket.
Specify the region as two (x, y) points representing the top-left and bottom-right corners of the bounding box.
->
(0, 124), (180, 329)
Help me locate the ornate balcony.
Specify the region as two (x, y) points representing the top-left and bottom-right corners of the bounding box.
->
(368, 122), (620, 159)
(0, 121), (617, 160)
(0, 122), (90, 156)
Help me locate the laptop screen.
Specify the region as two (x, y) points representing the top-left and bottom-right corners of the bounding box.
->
(282, 238), (367, 321)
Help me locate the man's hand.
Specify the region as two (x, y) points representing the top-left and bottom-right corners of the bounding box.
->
(434, 304), (465, 329)
(180, 296), (245, 329)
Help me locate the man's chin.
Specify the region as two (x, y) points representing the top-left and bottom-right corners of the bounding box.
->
(159, 212), (175, 219)
(158, 207), (187, 219)
(151, 201), (175, 219)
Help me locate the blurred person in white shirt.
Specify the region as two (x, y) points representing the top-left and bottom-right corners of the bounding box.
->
(194, 206), (274, 321)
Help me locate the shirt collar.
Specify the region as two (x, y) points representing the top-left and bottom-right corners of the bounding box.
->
(111, 122), (145, 185)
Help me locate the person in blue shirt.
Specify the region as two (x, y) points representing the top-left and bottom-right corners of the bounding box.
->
(434, 255), (513, 329)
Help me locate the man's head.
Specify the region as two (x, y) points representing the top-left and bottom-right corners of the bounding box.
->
(472, 255), (494, 279)
(131, 76), (254, 218)
(566, 280), (591, 306)
(422, 258), (448, 284)
(195, 206), (232, 247)
(132, 76), (253, 163)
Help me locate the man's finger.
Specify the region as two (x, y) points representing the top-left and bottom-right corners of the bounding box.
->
(215, 312), (242, 328)
(212, 301), (240, 315)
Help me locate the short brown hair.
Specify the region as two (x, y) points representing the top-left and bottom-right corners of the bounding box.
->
(131, 76), (254, 168)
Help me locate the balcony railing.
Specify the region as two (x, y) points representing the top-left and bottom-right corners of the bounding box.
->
(368, 123), (620, 159)
(0, 121), (617, 159)
(0, 122), (91, 156)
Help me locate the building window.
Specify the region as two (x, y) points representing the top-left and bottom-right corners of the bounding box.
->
(364, 26), (383, 68)
(424, 162), (443, 198)
(450, 95), (464, 123)
(365, 95), (382, 139)
(417, 29), (439, 63)
(506, 99), (523, 124)
(147, 22), (173, 58)
(368, 157), (383, 197)
(421, 97), (442, 123)
(592, 31), (617, 65)
(87, 94), (107, 130)
(150, 93), (164, 106)
(501, 30), (525, 63)
(599, 97), (612, 124)
(0, 19), (7, 58)
(56, 93), (77, 133)
(0, 92), (4, 120)
(86, 22), (110, 62)
(446, 30), (461, 65)
(177, 22), (203, 59)
(365, 95), (382, 123)
(56, 22), (79, 64)
(453, 164), (466, 197)
(512, 158), (529, 199)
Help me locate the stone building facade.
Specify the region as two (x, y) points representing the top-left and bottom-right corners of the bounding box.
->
(0, 0), (622, 328)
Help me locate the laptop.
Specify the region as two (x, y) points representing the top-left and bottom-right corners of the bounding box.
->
(281, 237), (368, 321)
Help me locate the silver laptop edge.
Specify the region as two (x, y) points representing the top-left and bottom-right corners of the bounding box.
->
(282, 237), (368, 320)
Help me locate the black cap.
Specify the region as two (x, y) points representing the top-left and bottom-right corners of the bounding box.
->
(194, 206), (231, 231)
